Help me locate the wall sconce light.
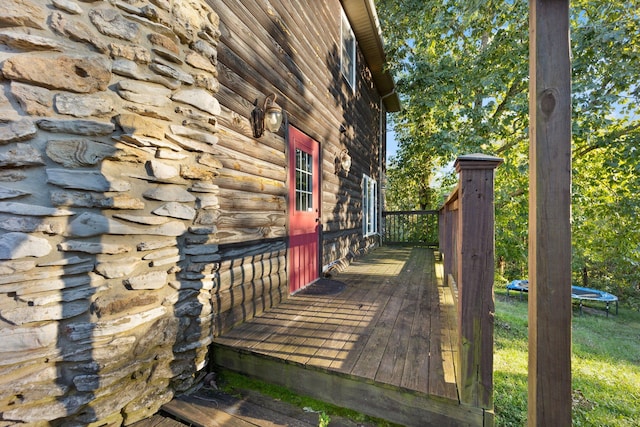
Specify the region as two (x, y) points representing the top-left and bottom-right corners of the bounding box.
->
(336, 148), (352, 175)
(251, 93), (284, 138)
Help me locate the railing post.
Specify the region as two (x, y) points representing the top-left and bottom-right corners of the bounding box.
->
(528, 2), (573, 426)
(439, 193), (457, 281)
(454, 154), (502, 415)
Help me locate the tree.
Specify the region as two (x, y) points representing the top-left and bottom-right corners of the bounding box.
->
(377, 0), (640, 301)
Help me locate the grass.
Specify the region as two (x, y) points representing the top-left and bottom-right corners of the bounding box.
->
(218, 369), (401, 427)
(494, 289), (640, 426)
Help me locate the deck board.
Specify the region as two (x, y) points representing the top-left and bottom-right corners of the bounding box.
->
(282, 297), (347, 365)
(212, 247), (469, 426)
(374, 294), (414, 386)
(381, 252), (429, 387)
(316, 285), (375, 369)
(130, 415), (188, 427)
(349, 292), (402, 380)
(329, 278), (395, 374)
(162, 391), (316, 427)
(401, 279), (432, 393)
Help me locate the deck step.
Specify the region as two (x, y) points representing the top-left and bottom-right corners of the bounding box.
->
(157, 387), (372, 427)
(129, 414), (188, 427)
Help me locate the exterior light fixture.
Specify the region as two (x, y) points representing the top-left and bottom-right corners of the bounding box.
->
(337, 148), (352, 175)
(251, 93), (284, 138)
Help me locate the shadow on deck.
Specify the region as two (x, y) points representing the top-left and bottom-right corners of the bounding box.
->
(200, 247), (483, 426)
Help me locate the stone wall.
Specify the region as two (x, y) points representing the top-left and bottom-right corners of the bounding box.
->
(0, 0), (225, 425)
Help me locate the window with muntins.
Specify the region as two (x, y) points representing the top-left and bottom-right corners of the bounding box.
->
(341, 10), (356, 90)
(363, 174), (378, 236)
(295, 149), (313, 212)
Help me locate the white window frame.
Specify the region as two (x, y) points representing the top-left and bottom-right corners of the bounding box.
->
(363, 174), (378, 237)
(340, 10), (356, 90)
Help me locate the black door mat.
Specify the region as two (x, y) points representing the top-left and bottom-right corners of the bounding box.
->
(296, 278), (346, 296)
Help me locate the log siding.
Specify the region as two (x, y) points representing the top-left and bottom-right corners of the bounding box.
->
(209, 0), (391, 333)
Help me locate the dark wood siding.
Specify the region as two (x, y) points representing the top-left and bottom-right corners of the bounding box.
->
(208, 0), (385, 333)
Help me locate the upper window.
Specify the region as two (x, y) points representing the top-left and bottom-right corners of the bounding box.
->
(363, 174), (378, 237)
(341, 10), (356, 90)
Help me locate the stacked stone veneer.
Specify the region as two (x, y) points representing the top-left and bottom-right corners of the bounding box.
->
(0, 0), (226, 425)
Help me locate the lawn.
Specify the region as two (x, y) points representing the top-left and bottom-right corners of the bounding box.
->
(494, 290), (640, 426)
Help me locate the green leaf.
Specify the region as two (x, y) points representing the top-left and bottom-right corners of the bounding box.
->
(376, 0), (640, 296)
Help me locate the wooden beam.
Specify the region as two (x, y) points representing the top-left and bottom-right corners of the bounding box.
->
(454, 154), (502, 413)
(528, 1), (573, 425)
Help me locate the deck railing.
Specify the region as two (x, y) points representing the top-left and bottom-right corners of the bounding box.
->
(381, 210), (438, 246)
(439, 154), (502, 423)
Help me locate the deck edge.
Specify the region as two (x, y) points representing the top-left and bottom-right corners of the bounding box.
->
(212, 343), (484, 427)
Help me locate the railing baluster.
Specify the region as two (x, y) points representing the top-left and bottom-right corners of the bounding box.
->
(380, 210), (439, 246)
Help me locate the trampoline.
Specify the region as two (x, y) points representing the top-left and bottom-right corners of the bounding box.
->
(506, 279), (619, 317)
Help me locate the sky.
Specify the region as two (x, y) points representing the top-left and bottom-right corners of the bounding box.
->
(386, 129), (398, 165)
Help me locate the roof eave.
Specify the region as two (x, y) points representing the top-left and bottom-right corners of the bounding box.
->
(340, 0), (401, 112)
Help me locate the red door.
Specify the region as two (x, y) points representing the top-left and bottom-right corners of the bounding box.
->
(288, 126), (320, 293)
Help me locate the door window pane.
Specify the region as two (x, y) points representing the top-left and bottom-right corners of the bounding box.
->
(295, 149), (313, 211)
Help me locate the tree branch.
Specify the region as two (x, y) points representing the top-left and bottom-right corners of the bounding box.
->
(574, 122), (640, 157)
(492, 80), (527, 120)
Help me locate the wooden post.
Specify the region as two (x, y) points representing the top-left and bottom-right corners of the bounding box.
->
(455, 154), (502, 414)
(528, 1), (573, 425)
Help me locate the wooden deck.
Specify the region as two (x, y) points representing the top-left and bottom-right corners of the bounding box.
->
(210, 247), (484, 426)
